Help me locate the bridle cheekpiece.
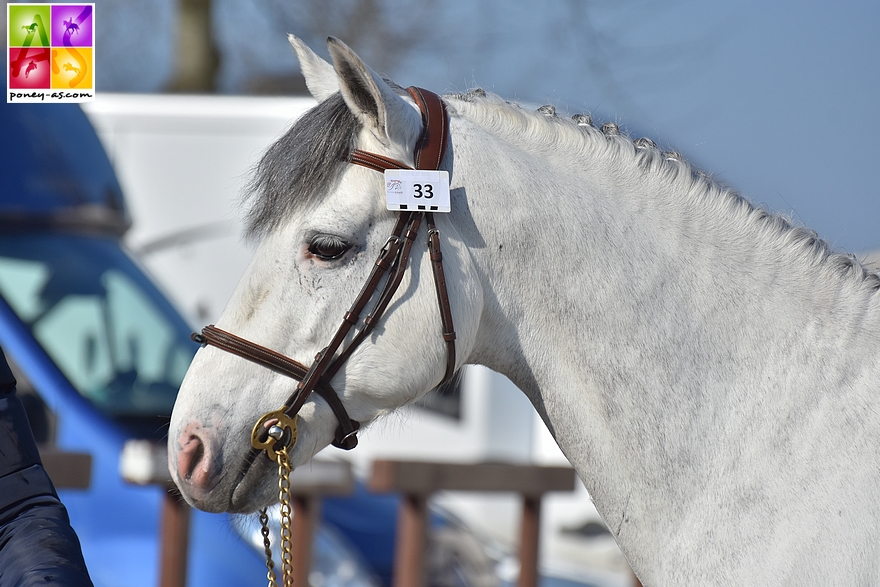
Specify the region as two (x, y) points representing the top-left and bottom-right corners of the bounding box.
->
(191, 87), (456, 462)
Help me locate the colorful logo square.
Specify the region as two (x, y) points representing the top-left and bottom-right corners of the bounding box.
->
(7, 4), (95, 102)
(8, 47), (51, 89)
(8, 4), (51, 48)
(50, 5), (93, 48)
(51, 47), (92, 89)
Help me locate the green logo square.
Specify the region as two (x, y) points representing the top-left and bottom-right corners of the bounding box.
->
(8, 4), (52, 48)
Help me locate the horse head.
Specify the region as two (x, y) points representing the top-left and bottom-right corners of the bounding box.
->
(168, 37), (484, 513)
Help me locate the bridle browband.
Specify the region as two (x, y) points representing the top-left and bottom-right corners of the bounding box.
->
(191, 87), (456, 461)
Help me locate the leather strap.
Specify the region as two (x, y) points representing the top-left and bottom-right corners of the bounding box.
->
(349, 151), (411, 173)
(280, 213), (411, 421)
(349, 87), (457, 384)
(426, 212), (457, 384)
(348, 88), (447, 172)
(324, 213), (422, 380)
(407, 87), (449, 171)
(192, 325), (360, 449)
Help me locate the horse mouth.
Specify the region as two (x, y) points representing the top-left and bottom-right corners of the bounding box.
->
(176, 448), (274, 514)
(227, 448), (276, 513)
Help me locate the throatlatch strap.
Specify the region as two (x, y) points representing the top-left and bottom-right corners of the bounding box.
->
(426, 212), (457, 384)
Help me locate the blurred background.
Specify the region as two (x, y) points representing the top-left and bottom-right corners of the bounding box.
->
(2, 1), (877, 586)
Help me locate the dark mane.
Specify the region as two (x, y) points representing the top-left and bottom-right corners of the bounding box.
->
(243, 92), (360, 238)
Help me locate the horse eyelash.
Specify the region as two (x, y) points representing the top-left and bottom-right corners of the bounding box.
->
(310, 234), (348, 247)
(307, 234), (351, 259)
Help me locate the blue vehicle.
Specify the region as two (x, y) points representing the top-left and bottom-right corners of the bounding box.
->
(0, 102), (384, 587)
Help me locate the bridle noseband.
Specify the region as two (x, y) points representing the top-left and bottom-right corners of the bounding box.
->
(191, 87), (456, 463)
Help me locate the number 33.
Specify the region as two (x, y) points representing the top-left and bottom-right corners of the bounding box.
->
(413, 183), (434, 199)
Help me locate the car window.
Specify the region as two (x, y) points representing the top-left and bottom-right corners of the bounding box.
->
(0, 233), (196, 420)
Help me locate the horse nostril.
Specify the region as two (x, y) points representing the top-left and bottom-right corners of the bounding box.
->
(178, 434), (202, 482)
(182, 436), (204, 481)
(176, 427), (220, 494)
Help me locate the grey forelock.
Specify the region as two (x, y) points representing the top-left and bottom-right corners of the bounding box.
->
(243, 92), (360, 238)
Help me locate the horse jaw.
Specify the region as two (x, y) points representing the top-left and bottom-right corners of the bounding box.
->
(287, 34), (338, 103)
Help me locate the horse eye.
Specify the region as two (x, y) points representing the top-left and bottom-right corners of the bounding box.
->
(307, 235), (351, 261)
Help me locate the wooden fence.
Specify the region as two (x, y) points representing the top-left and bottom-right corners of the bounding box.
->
(118, 442), (638, 587)
(369, 460), (576, 587)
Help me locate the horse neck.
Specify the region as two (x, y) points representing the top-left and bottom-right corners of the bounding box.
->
(455, 105), (880, 390)
(452, 105), (880, 567)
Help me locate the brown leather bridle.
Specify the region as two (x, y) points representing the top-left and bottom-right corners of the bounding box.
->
(191, 87), (456, 461)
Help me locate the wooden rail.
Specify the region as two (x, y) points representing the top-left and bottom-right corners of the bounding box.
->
(369, 460), (577, 587)
(118, 446), (639, 586)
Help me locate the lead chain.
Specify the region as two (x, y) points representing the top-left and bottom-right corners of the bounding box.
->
(259, 508), (278, 587)
(258, 444), (294, 587)
(277, 447), (294, 587)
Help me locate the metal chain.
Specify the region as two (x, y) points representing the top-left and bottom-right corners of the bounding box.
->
(259, 507), (279, 587)
(258, 444), (295, 587)
(277, 447), (294, 587)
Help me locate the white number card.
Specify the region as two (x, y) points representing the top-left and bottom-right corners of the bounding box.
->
(384, 169), (451, 213)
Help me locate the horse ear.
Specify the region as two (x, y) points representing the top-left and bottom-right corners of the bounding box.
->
(288, 34), (339, 103)
(326, 37), (422, 152)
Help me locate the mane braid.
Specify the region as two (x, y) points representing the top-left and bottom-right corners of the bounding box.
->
(446, 90), (880, 294)
(243, 92), (360, 239)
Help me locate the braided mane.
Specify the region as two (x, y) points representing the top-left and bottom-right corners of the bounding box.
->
(448, 88), (880, 293)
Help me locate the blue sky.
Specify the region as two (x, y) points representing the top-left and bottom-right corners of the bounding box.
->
(381, 0), (879, 254)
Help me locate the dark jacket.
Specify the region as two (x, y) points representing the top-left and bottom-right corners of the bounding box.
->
(0, 348), (93, 586)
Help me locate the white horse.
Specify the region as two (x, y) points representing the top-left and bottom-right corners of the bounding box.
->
(169, 36), (880, 585)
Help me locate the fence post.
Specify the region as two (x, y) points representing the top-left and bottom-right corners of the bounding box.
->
(285, 460), (355, 586)
(291, 495), (317, 585)
(518, 496), (541, 587)
(158, 487), (190, 587)
(392, 494), (429, 587)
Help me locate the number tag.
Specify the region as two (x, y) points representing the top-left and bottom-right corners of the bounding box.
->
(384, 170), (451, 213)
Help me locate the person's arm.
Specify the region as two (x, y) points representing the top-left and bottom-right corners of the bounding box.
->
(0, 348), (93, 587)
